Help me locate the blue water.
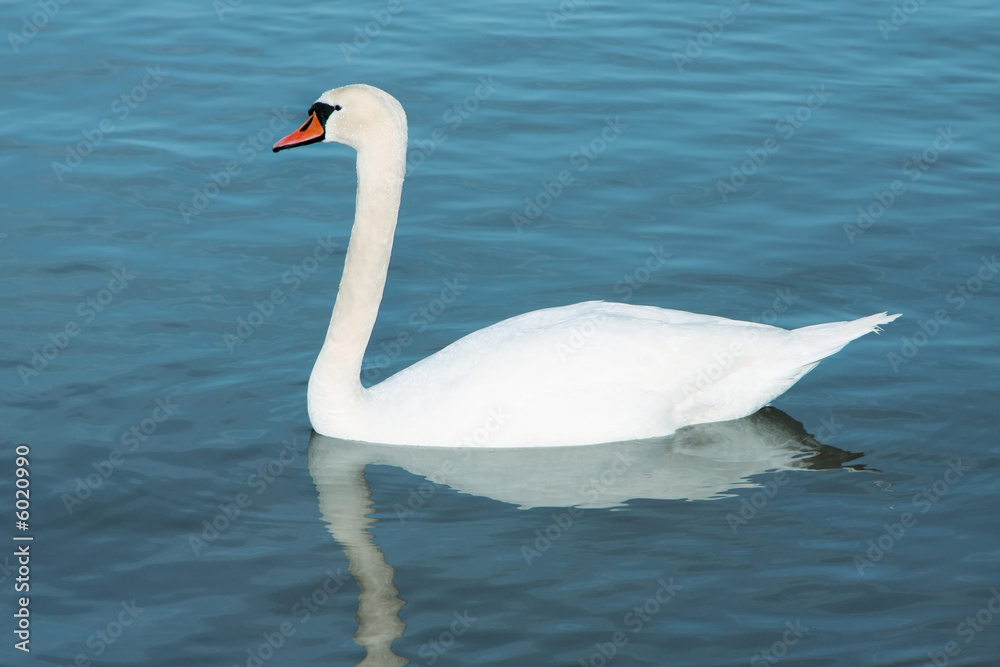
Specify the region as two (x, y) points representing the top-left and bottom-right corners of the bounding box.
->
(2, 0), (999, 665)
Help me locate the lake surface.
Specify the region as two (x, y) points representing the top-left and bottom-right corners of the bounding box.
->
(2, 0), (999, 665)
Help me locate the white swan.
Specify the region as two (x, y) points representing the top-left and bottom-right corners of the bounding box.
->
(273, 84), (898, 448)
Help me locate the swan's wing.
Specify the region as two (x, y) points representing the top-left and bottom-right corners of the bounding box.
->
(368, 302), (792, 445)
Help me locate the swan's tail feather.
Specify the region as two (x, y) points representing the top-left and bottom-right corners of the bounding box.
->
(736, 312), (901, 417)
(675, 312), (899, 428)
(789, 311), (901, 364)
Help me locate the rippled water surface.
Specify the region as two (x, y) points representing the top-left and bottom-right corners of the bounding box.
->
(3, 1), (999, 665)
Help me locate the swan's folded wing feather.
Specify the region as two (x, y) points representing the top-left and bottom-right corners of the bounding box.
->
(368, 302), (793, 445)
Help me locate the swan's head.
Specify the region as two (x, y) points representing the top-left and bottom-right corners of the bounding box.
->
(272, 84), (407, 155)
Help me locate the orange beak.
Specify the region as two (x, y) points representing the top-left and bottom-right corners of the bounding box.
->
(273, 112), (326, 153)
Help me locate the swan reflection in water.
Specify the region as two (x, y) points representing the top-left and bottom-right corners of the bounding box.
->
(306, 407), (867, 666)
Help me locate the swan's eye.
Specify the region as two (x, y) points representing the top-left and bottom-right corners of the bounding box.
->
(308, 102), (340, 127)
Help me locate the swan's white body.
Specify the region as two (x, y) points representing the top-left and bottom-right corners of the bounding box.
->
(273, 84), (899, 448)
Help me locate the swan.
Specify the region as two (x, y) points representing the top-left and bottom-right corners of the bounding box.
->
(272, 84), (899, 448)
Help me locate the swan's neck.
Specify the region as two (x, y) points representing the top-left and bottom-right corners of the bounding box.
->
(310, 140), (406, 402)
